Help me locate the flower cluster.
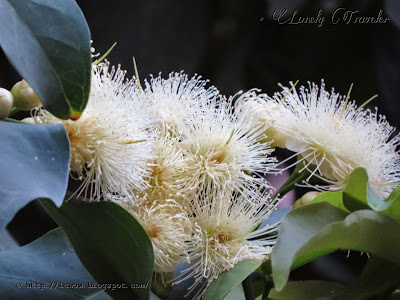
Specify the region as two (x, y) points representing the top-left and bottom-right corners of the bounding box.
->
(122, 73), (279, 296)
(31, 54), (400, 297)
(33, 62), (157, 201)
(238, 81), (400, 197)
(33, 65), (280, 297)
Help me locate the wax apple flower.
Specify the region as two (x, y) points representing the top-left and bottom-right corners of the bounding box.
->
(143, 72), (220, 131)
(123, 200), (192, 273)
(178, 188), (280, 297)
(139, 126), (190, 203)
(271, 81), (400, 197)
(235, 90), (290, 148)
(34, 62), (157, 201)
(177, 96), (275, 194)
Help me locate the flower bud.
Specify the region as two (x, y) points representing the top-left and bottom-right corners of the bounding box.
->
(21, 117), (36, 125)
(11, 80), (41, 110)
(293, 191), (321, 209)
(0, 88), (14, 119)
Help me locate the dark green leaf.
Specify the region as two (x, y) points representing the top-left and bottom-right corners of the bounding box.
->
(203, 259), (262, 300)
(312, 191), (348, 211)
(268, 280), (344, 299)
(0, 0), (91, 119)
(331, 257), (400, 299)
(41, 199), (154, 300)
(259, 259), (272, 276)
(271, 202), (400, 291)
(343, 168), (370, 211)
(0, 228), (18, 251)
(0, 122), (69, 229)
(0, 228), (109, 299)
(272, 202), (348, 291)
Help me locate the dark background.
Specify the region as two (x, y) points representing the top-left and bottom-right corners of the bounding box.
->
(1, 0), (399, 293)
(81, 0), (398, 128)
(2, 0), (400, 126)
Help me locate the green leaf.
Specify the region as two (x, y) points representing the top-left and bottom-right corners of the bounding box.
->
(0, 122), (69, 229)
(203, 259), (262, 300)
(331, 257), (400, 299)
(0, 228), (18, 251)
(272, 202), (348, 291)
(381, 192), (400, 222)
(268, 281), (344, 299)
(271, 202), (400, 291)
(366, 184), (390, 211)
(312, 191), (348, 211)
(367, 186), (400, 222)
(342, 168), (400, 221)
(41, 199), (154, 300)
(225, 284), (246, 300)
(0, 228), (109, 299)
(0, 0), (91, 119)
(343, 168), (370, 211)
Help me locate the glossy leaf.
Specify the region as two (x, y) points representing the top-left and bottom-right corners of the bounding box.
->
(41, 199), (154, 300)
(203, 259), (262, 300)
(0, 122), (69, 229)
(0, 0), (92, 119)
(366, 184), (390, 211)
(344, 168), (400, 221)
(271, 202), (400, 291)
(269, 280), (344, 299)
(367, 186), (400, 222)
(272, 202), (348, 290)
(312, 191), (347, 211)
(225, 284), (245, 300)
(343, 168), (369, 211)
(0, 228), (109, 299)
(0, 228), (18, 251)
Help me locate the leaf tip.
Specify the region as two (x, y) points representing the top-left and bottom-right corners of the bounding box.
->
(70, 111), (82, 121)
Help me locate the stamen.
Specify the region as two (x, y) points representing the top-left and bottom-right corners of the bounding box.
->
(93, 42), (117, 66)
(339, 83), (353, 120)
(356, 94), (378, 112)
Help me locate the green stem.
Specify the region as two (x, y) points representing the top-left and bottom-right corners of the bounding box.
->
(242, 276), (255, 300)
(273, 162), (311, 199)
(262, 276), (274, 300)
(8, 107), (20, 117)
(2, 117), (22, 123)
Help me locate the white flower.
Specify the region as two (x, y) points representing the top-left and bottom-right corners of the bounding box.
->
(34, 62), (157, 201)
(177, 94), (275, 195)
(143, 72), (219, 130)
(269, 81), (400, 197)
(234, 89), (290, 148)
(137, 126), (190, 203)
(124, 200), (192, 273)
(177, 188), (279, 298)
